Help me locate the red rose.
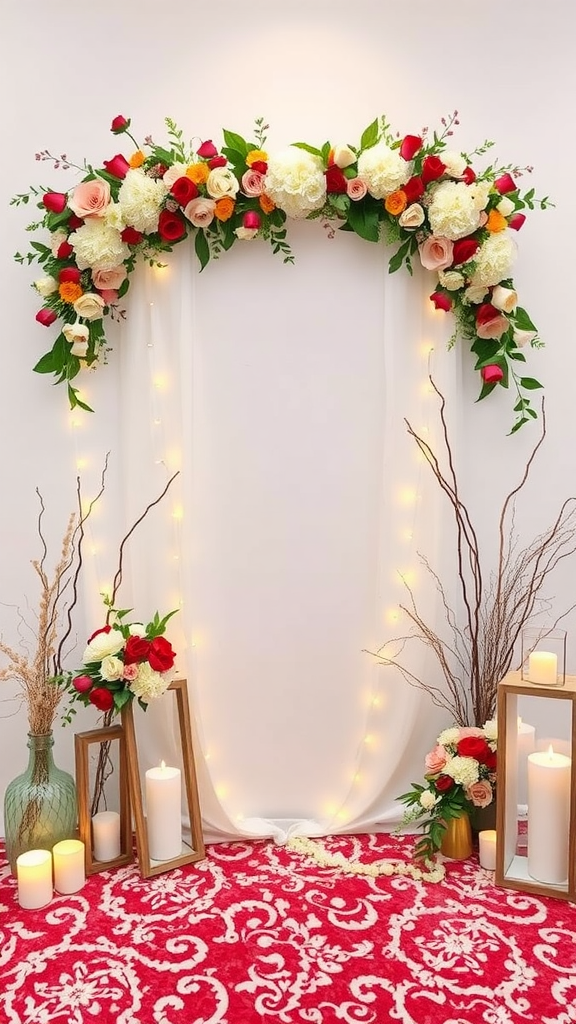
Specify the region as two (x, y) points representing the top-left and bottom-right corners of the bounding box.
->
(325, 165), (348, 194)
(457, 736), (491, 760)
(435, 774), (454, 793)
(243, 210), (261, 230)
(59, 266), (81, 284)
(121, 226), (144, 245)
(67, 214), (84, 230)
(197, 140), (218, 159)
(111, 114), (130, 134)
(429, 291), (452, 312)
(103, 154), (131, 179)
(402, 176), (425, 204)
(484, 750), (497, 771)
(170, 176), (199, 206)
(73, 674), (93, 693)
(461, 166), (476, 185)
(158, 209), (187, 242)
(476, 302), (501, 326)
(400, 134), (422, 161)
(57, 241), (74, 259)
(208, 155), (227, 169)
(35, 308), (57, 326)
(148, 636), (176, 672)
(452, 238), (480, 265)
(508, 213), (526, 231)
(250, 160), (268, 174)
(421, 155), (446, 185)
(89, 687), (114, 712)
(42, 192), (67, 213)
(124, 635), (151, 665)
(481, 364), (504, 384)
(494, 172), (516, 195)
(87, 624), (111, 643)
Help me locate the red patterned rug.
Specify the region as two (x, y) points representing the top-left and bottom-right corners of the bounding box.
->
(1, 833), (576, 1024)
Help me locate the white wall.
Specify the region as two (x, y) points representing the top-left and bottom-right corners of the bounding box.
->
(1, 0), (575, 838)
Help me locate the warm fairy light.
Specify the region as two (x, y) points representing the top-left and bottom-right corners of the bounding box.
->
(152, 263), (169, 277)
(398, 568), (415, 586)
(353, 772), (362, 784)
(363, 734), (373, 746)
(420, 340), (435, 357)
(336, 810), (347, 821)
(401, 527), (413, 542)
(153, 375), (166, 391)
(76, 457), (87, 470)
(371, 696), (381, 708)
(385, 608), (399, 624)
(398, 486), (417, 506)
(172, 505), (184, 521)
(215, 785), (228, 799)
(420, 379), (436, 397)
(153, 417), (162, 426)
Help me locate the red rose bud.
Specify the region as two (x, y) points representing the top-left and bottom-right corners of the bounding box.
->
(243, 210), (261, 230)
(435, 774), (454, 792)
(481, 363), (504, 384)
(197, 139), (218, 159)
(103, 154), (131, 179)
(494, 172), (516, 194)
(72, 674), (93, 694)
(429, 291), (452, 312)
(42, 191), (67, 213)
(208, 155), (227, 169)
(508, 212), (526, 231)
(399, 134), (423, 161)
(158, 209), (187, 242)
(59, 266), (81, 283)
(88, 624), (111, 643)
(57, 241), (74, 259)
(402, 175), (425, 203)
(250, 160), (268, 174)
(89, 687), (114, 712)
(170, 176), (199, 206)
(325, 164), (348, 194)
(67, 214), (84, 229)
(484, 750), (497, 770)
(35, 307), (57, 326)
(148, 636), (176, 672)
(421, 155), (446, 185)
(476, 302), (500, 326)
(452, 238), (480, 265)
(111, 114), (130, 134)
(461, 166), (476, 185)
(121, 225), (144, 245)
(124, 635), (151, 665)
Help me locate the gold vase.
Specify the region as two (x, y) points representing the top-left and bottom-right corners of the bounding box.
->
(440, 812), (473, 860)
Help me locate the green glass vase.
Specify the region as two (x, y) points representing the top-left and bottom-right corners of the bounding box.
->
(4, 732), (78, 874)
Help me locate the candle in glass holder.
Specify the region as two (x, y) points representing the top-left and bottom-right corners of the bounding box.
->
(16, 849), (53, 909)
(528, 651), (557, 686)
(53, 839), (85, 894)
(145, 761), (182, 861)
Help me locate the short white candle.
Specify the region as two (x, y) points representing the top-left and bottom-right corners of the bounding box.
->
(527, 746), (571, 884)
(517, 718), (536, 806)
(92, 810), (121, 862)
(53, 839), (85, 894)
(478, 829), (497, 871)
(528, 651), (558, 686)
(16, 849), (53, 910)
(145, 761), (182, 861)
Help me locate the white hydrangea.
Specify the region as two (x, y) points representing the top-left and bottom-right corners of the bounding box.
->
(129, 661), (172, 703)
(437, 727), (460, 747)
(463, 284), (489, 304)
(357, 141), (411, 199)
(264, 147), (326, 219)
(118, 168), (167, 234)
(444, 755), (480, 787)
(103, 201), (125, 231)
(483, 719), (498, 744)
(470, 232), (517, 287)
(427, 180), (483, 240)
(470, 181), (491, 211)
(439, 270), (465, 291)
(83, 628), (125, 664)
(70, 219), (130, 271)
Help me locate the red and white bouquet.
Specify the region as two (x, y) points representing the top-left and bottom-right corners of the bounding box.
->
(64, 608), (177, 718)
(398, 721), (497, 861)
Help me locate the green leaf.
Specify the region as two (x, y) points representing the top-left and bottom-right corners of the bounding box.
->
(513, 307), (537, 332)
(194, 229), (210, 270)
(222, 130), (249, 157)
(477, 381), (497, 402)
(360, 118), (379, 151)
(291, 141), (322, 157)
(113, 689), (132, 711)
(519, 377), (543, 390)
(346, 202), (380, 243)
(321, 141), (331, 165)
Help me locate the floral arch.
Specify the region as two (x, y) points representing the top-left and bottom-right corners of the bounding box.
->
(14, 111), (549, 432)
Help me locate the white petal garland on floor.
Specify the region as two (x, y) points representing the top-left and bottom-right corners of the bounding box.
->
(286, 835), (446, 883)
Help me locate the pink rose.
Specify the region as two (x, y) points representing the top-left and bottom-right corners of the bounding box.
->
(69, 180), (111, 218)
(243, 210), (261, 230)
(35, 308), (57, 326)
(42, 192), (68, 213)
(92, 266), (127, 290)
(241, 169), (265, 196)
(457, 726), (484, 739)
(197, 140), (218, 159)
(482, 364), (504, 384)
(476, 302), (509, 340)
(99, 289), (118, 305)
(419, 236), (454, 271)
(347, 177), (368, 201)
(184, 197), (216, 228)
(425, 745), (448, 774)
(430, 291), (453, 312)
(466, 780), (493, 808)
(72, 674), (93, 693)
(123, 663), (138, 681)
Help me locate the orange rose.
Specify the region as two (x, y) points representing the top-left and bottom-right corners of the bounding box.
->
(59, 281), (83, 303)
(129, 150), (145, 169)
(246, 149), (268, 166)
(214, 197), (235, 222)
(186, 163), (210, 185)
(259, 194), (275, 214)
(486, 209), (507, 233)
(384, 190), (408, 216)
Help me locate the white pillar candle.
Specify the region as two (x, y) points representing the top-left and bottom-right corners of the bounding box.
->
(528, 651), (558, 685)
(517, 719), (536, 806)
(145, 762), (182, 861)
(478, 829), (497, 870)
(527, 747), (571, 884)
(16, 849), (53, 910)
(92, 811), (121, 862)
(53, 839), (85, 894)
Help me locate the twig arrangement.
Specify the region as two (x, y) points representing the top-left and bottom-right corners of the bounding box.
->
(367, 379), (576, 727)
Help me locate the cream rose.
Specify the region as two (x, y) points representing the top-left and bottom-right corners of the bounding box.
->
(399, 203), (425, 229)
(235, 226), (258, 240)
(441, 150), (468, 178)
(491, 285), (518, 313)
(34, 276), (59, 297)
(163, 162), (191, 189)
(206, 167), (240, 200)
(100, 655), (124, 682)
(497, 196), (515, 217)
(73, 292), (106, 321)
(464, 284), (489, 304)
(69, 179), (111, 218)
(439, 269), (465, 290)
(419, 235), (454, 271)
(513, 328), (538, 348)
(332, 144), (356, 169)
(63, 322), (89, 352)
(184, 197), (216, 228)
(347, 177), (368, 201)
(92, 266), (127, 290)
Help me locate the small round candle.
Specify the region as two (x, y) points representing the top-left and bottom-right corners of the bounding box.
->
(16, 849), (53, 910)
(53, 839), (85, 894)
(478, 829), (497, 871)
(92, 810), (121, 862)
(528, 651), (558, 686)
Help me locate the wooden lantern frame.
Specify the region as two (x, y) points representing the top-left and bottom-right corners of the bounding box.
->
(121, 678), (205, 878)
(495, 670), (576, 902)
(74, 724), (134, 875)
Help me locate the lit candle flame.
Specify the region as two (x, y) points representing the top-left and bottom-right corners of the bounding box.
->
(160, 760), (166, 770)
(547, 745), (555, 759)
